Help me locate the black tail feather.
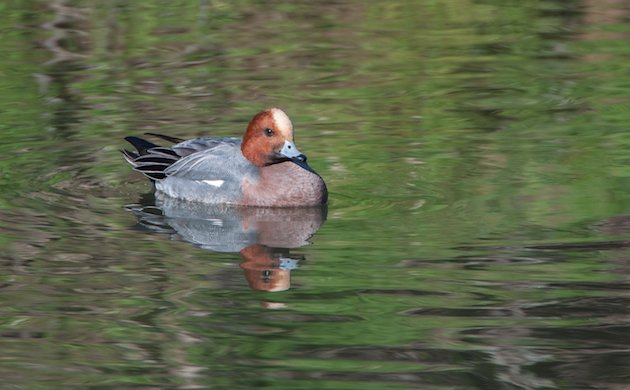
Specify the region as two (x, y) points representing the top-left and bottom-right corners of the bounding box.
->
(138, 171), (167, 181)
(121, 149), (139, 160)
(122, 135), (183, 182)
(135, 164), (173, 172)
(125, 136), (159, 155)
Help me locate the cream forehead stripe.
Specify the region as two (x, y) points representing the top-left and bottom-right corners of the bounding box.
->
(270, 108), (293, 137)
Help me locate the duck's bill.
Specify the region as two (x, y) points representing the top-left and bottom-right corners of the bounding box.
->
(280, 140), (317, 174)
(280, 140), (303, 159)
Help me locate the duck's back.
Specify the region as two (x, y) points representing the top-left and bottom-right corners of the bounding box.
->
(156, 138), (259, 204)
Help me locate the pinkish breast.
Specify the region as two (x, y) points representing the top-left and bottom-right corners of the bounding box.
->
(241, 162), (327, 207)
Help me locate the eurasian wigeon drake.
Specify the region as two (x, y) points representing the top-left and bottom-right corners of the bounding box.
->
(122, 108), (327, 207)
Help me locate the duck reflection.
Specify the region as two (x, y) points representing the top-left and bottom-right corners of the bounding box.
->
(240, 245), (296, 292)
(127, 193), (326, 292)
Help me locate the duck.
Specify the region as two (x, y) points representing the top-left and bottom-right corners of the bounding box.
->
(122, 108), (328, 207)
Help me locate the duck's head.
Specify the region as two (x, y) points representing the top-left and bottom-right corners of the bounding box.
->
(241, 108), (307, 167)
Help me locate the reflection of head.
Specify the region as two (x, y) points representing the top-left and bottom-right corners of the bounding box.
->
(240, 244), (295, 292)
(246, 269), (291, 292)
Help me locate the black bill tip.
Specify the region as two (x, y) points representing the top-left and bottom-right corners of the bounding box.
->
(291, 155), (316, 174)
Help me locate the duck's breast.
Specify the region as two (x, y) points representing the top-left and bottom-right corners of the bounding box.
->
(241, 162), (327, 207)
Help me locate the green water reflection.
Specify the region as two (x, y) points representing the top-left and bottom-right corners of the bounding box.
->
(1, 0), (630, 388)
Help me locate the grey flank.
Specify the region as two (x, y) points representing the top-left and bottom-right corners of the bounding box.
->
(157, 138), (259, 204)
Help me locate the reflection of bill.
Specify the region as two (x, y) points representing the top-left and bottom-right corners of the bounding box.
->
(127, 194), (326, 292)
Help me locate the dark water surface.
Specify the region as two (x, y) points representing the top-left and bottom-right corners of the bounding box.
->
(1, 1), (630, 388)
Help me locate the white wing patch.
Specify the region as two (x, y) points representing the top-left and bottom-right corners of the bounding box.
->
(201, 180), (225, 188)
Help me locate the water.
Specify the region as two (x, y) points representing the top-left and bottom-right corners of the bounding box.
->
(1, 0), (630, 388)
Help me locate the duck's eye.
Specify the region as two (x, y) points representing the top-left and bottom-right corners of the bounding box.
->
(264, 128), (274, 137)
